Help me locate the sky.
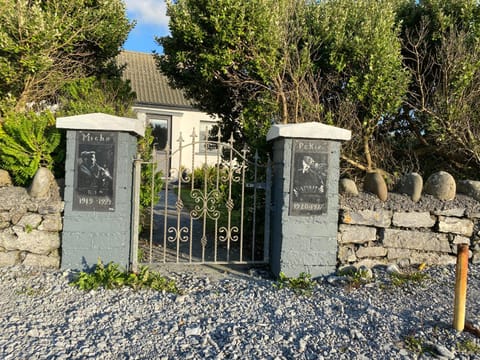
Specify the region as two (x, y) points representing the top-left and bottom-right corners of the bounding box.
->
(123, 0), (170, 53)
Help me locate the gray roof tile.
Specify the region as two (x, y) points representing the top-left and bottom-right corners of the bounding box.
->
(117, 51), (194, 109)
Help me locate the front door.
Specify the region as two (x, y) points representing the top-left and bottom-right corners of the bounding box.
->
(150, 115), (171, 177)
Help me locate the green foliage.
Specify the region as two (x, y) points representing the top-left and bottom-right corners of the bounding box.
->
(137, 125), (163, 233)
(274, 272), (315, 295)
(0, 110), (62, 185)
(337, 267), (373, 288)
(188, 165), (229, 198)
(389, 270), (429, 287)
(160, 0), (480, 177)
(394, 0), (480, 178)
(158, 0), (315, 152)
(0, 0), (133, 112)
(457, 339), (480, 354)
(403, 335), (435, 355)
(159, 0), (408, 172)
(70, 260), (179, 293)
(0, 0), (134, 185)
(58, 76), (136, 117)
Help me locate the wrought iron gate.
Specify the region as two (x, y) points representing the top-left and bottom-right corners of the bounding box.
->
(131, 129), (271, 269)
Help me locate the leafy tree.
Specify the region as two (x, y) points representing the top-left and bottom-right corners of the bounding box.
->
(0, 0), (133, 113)
(157, 0), (318, 150)
(310, 0), (409, 173)
(158, 0), (408, 174)
(0, 0), (136, 186)
(397, 0), (480, 177)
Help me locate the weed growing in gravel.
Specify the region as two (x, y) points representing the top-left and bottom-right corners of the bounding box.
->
(274, 272), (315, 295)
(338, 267), (372, 289)
(403, 335), (435, 355)
(70, 260), (179, 293)
(457, 339), (480, 354)
(390, 271), (429, 287)
(15, 285), (43, 297)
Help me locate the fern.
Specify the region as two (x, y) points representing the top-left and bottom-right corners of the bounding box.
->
(0, 111), (62, 185)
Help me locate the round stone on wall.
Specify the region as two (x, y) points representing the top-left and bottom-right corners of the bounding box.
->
(396, 172), (423, 202)
(28, 167), (55, 199)
(457, 180), (480, 202)
(363, 171), (388, 201)
(424, 171), (456, 201)
(339, 178), (359, 197)
(0, 170), (12, 187)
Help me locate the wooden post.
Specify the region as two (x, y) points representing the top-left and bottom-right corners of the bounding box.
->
(453, 244), (469, 331)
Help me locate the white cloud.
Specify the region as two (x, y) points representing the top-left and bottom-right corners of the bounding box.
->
(125, 0), (169, 27)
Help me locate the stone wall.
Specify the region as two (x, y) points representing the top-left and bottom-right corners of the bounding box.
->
(0, 172), (63, 268)
(338, 205), (480, 268)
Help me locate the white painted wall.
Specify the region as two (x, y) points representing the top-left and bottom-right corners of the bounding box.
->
(134, 106), (221, 178)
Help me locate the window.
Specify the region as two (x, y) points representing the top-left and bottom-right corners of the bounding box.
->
(149, 116), (170, 151)
(199, 121), (218, 153)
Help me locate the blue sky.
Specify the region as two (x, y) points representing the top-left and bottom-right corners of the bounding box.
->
(123, 0), (170, 53)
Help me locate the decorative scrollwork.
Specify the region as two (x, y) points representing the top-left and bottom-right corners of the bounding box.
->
(167, 226), (189, 243)
(220, 164), (243, 184)
(219, 226), (239, 243)
(189, 188), (221, 220)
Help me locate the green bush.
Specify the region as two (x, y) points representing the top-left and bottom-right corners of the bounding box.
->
(0, 110), (63, 185)
(58, 76), (136, 117)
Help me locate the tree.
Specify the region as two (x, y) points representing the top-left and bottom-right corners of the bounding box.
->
(158, 0), (408, 174)
(157, 0), (294, 151)
(0, 0), (133, 113)
(397, 0), (480, 177)
(310, 0), (409, 173)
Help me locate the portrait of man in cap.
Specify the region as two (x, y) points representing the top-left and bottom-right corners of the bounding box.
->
(77, 150), (113, 195)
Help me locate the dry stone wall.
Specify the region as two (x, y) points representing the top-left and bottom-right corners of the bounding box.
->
(0, 171), (63, 269)
(338, 195), (480, 268)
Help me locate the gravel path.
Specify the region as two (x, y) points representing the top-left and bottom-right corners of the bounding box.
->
(1, 264), (480, 359)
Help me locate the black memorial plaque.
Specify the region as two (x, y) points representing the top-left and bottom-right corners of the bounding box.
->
(73, 131), (117, 212)
(290, 139), (329, 216)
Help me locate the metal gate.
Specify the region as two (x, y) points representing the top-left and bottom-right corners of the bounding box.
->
(131, 129), (271, 269)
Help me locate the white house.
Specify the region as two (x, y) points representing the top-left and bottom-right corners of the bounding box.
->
(117, 51), (220, 177)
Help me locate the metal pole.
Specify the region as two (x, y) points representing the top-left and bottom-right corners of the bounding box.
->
(130, 154), (142, 273)
(453, 244), (469, 331)
(263, 156), (272, 263)
(149, 145), (157, 263)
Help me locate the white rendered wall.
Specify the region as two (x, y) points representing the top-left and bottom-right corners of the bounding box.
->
(134, 106), (221, 177)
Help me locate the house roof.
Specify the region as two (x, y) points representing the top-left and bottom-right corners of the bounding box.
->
(117, 50), (194, 110)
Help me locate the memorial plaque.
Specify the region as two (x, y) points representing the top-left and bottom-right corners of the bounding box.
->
(290, 139), (328, 216)
(73, 131), (117, 212)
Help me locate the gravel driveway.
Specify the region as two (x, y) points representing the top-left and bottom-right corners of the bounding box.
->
(1, 264), (480, 359)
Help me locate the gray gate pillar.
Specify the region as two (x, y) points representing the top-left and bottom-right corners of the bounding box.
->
(266, 122), (351, 278)
(57, 113), (145, 270)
